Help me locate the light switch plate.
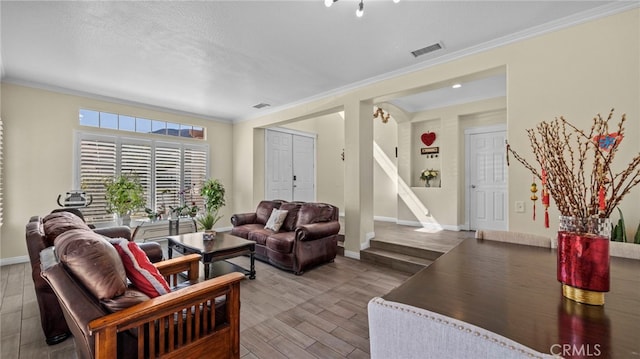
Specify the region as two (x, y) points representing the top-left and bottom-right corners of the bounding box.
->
(515, 201), (525, 213)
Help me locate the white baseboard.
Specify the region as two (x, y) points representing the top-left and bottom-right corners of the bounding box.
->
(216, 226), (233, 232)
(344, 250), (360, 260)
(395, 220), (462, 231)
(0, 255), (29, 267)
(373, 216), (397, 223)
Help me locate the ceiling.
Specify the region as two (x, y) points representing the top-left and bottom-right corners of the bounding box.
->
(1, 1), (630, 122)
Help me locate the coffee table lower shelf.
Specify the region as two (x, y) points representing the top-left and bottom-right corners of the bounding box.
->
(166, 232), (256, 280)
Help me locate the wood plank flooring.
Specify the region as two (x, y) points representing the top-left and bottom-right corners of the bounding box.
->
(0, 246), (411, 358)
(0, 221), (471, 358)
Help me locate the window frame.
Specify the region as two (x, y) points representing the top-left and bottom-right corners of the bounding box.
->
(74, 130), (209, 224)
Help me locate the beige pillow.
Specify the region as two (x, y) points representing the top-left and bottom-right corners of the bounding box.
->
(264, 209), (288, 232)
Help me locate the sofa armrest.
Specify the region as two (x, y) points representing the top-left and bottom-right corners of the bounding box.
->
(155, 254), (201, 284)
(88, 272), (244, 359)
(93, 226), (132, 240)
(137, 242), (163, 263)
(231, 213), (257, 227)
(295, 221), (340, 241)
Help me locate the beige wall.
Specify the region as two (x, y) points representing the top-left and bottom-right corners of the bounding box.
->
(232, 9), (640, 249)
(0, 83), (233, 261)
(396, 97), (506, 229)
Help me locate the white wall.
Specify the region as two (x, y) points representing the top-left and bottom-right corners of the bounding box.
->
(0, 83), (233, 261)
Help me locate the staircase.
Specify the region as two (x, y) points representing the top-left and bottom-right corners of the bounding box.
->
(360, 239), (444, 274)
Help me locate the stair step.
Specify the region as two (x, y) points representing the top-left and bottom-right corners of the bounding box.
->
(370, 239), (443, 261)
(360, 247), (434, 274)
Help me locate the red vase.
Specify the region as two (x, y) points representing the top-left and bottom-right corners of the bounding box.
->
(557, 216), (610, 305)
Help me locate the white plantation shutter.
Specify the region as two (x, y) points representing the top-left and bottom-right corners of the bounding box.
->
(0, 117), (3, 228)
(79, 137), (117, 222)
(76, 133), (208, 223)
(121, 142), (152, 212)
(184, 146), (208, 211)
(154, 144), (182, 211)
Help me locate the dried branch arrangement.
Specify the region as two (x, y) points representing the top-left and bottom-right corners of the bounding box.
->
(507, 109), (640, 219)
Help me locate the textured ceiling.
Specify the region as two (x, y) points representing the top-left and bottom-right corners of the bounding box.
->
(1, 1), (629, 122)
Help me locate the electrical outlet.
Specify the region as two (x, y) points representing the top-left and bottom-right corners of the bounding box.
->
(515, 201), (525, 213)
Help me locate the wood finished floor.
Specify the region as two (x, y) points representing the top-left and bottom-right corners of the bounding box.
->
(0, 222), (470, 358)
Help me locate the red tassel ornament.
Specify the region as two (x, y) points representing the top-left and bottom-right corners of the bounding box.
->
(598, 185), (606, 212)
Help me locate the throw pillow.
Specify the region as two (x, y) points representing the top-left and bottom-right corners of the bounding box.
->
(54, 229), (128, 300)
(110, 238), (171, 298)
(43, 211), (92, 246)
(264, 209), (288, 232)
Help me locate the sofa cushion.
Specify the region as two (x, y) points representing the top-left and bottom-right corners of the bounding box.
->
(110, 238), (171, 298)
(43, 211), (92, 246)
(266, 232), (296, 254)
(54, 229), (127, 300)
(264, 209), (288, 232)
(255, 200), (282, 225)
(231, 224), (265, 239)
(279, 202), (302, 232)
(101, 288), (150, 313)
(248, 228), (276, 246)
(296, 203), (337, 226)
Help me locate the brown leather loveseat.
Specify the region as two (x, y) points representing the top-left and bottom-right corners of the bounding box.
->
(231, 200), (340, 274)
(25, 211), (163, 345)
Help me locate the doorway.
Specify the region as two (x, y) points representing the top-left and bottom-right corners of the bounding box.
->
(265, 129), (316, 202)
(465, 124), (507, 231)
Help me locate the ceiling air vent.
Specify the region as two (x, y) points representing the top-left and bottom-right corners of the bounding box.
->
(253, 102), (271, 109)
(411, 42), (443, 58)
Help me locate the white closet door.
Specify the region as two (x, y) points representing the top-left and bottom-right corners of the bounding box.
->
(265, 129), (316, 202)
(292, 135), (315, 202)
(266, 130), (293, 201)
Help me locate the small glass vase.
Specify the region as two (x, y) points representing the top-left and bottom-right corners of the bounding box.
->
(557, 216), (610, 305)
(425, 179), (431, 187)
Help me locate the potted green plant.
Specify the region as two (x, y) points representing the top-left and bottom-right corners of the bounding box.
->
(104, 173), (146, 226)
(198, 178), (226, 238)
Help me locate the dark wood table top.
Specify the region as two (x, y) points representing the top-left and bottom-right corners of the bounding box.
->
(167, 232), (255, 255)
(383, 238), (640, 358)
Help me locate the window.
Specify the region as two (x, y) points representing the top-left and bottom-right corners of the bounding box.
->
(76, 132), (208, 223)
(79, 109), (205, 140)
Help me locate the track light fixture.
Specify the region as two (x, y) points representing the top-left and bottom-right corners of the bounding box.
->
(356, 0), (364, 17)
(325, 0), (399, 17)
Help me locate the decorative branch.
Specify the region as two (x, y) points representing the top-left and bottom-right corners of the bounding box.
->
(507, 109), (640, 219)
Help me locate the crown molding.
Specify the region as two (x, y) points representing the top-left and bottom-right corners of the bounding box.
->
(239, 2), (639, 123)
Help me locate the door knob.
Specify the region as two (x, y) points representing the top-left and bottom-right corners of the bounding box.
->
(471, 185), (476, 189)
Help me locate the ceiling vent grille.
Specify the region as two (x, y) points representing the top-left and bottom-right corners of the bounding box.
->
(252, 103), (271, 109)
(411, 42), (443, 58)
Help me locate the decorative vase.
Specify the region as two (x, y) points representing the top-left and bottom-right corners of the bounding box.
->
(118, 213), (131, 227)
(557, 216), (610, 305)
(203, 230), (216, 241)
(425, 179), (431, 187)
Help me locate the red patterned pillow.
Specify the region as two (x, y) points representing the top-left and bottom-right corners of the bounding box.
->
(110, 238), (171, 298)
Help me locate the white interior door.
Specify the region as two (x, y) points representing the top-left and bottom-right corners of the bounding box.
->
(292, 135), (315, 202)
(265, 129), (315, 202)
(466, 126), (507, 231)
(266, 130), (293, 201)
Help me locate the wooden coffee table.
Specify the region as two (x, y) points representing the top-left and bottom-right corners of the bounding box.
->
(167, 232), (256, 280)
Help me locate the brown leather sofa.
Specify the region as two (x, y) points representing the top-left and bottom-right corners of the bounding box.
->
(25, 211), (163, 345)
(39, 223), (242, 359)
(231, 200), (340, 274)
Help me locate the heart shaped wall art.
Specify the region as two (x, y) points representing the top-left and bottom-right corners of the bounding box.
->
(421, 132), (436, 146)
